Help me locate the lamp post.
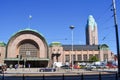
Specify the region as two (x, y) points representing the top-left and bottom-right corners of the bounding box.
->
(69, 25), (75, 70)
(17, 55), (20, 68)
(23, 58), (26, 71)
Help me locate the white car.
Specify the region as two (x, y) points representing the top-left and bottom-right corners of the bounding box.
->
(85, 65), (96, 70)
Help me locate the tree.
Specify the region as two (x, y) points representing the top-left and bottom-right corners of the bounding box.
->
(89, 56), (99, 62)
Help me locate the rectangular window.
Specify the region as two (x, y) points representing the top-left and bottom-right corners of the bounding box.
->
(89, 54), (93, 59)
(77, 54), (82, 61)
(95, 54), (99, 59)
(104, 54), (108, 61)
(65, 55), (70, 62)
(73, 55), (76, 61)
(83, 54), (87, 61)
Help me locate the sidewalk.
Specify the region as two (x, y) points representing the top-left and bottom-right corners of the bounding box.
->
(1, 68), (119, 79)
(5, 68), (117, 74)
(6, 68), (40, 73)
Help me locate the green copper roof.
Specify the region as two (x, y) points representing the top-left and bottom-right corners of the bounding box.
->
(7, 28), (48, 51)
(11, 28), (44, 38)
(8, 28), (48, 45)
(87, 15), (97, 31)
(49, 42), (62, 47)
(99, 44), (109, 50)
(0, 42), (6, 47)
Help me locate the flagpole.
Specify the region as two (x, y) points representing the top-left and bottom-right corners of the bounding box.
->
(29, 15), (32, 29)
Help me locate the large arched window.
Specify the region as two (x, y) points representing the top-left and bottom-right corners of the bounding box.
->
(18, 39), (39, 58)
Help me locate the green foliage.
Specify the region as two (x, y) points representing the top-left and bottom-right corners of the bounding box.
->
(89, 56), (99, 62)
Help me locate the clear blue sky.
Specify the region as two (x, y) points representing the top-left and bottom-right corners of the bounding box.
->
(0, 0), (120, 54)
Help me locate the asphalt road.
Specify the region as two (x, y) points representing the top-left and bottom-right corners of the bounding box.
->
(0, 68), (120, 80)
(0, 73), (119, 80)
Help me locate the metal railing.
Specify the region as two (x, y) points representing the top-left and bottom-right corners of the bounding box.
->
(0, 72), (119, 80)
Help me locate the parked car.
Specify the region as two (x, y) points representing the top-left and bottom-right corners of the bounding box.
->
(85, 65), (96, 70)
(39, 68), (56, 72)
(106, 64), (117, 68)
(73, 65), (81, 69)
(96, 65), (107, 69)
(61, 65), (70, 69)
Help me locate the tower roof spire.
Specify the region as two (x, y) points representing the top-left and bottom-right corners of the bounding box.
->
(87, 15), (97, 30)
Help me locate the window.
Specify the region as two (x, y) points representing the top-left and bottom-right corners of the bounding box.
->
(53, 49), (55, 51)
(83, 54), (87, 61)
(89, 54), (93, 59)
(95, 54), (99, 59)
(73, 55), (76, 61)
(77, 54), (82, 61)
(104, 54), (108, 61)
(19, 43), (38, 58)
(58, 49), (60, 51)
(65, 55), (70, 62)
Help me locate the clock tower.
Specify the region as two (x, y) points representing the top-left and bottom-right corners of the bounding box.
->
(86, 15), (98, 45)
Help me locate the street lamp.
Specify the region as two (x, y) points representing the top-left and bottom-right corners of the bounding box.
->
(23, 58), (26, 71)
(69, 25), (75, 70)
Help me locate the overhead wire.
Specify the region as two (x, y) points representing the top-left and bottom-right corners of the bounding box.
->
(97, 3), (112, 21)
(101, 25), (114, 41)
(96, 2), (115, 43)
(97, 3), (113, 28)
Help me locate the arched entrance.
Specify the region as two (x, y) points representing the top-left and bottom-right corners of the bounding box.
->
(5, 29), (49, 68)
(17, 39), (41, 67)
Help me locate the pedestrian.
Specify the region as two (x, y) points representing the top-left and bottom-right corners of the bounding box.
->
(28, 63), (30, 68)
(15, 64), (18, 69)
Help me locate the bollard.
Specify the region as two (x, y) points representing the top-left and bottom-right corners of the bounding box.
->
(62, 73), (64, 80)
(2, 71), (4, 80)
(116, 72), (118, 80)
(99, 72), (101, 80)
(43, 74), (45, 80)
(81, 73), (84, 80)
(23, 74), (25, 80)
